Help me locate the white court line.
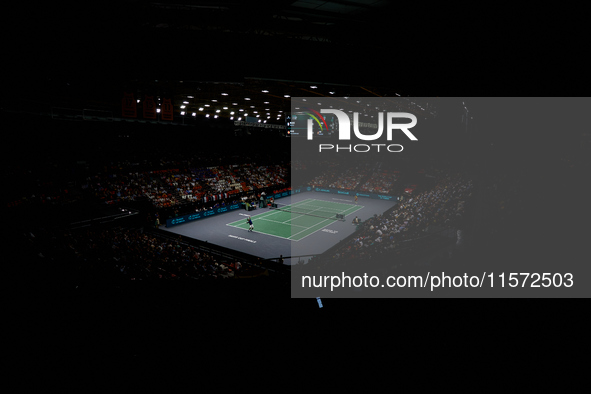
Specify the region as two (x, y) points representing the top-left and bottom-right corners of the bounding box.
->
(288, 217), (335, 240)
(286, 201), (364, 218)
(251, 210), (292, 222)
(284, 205), (331, 224)
(289, 199), (362, 211)
(293, 204), (365, 242)
(225, 223), (294, 241)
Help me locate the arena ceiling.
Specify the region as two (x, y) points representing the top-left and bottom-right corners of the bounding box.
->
(5, 1), (448, 117)
(7, 0), (566, 111)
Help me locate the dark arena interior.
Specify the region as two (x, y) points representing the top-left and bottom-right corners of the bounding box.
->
(4, 1), (590, 361)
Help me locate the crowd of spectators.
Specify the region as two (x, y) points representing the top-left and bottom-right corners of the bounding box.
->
(85, 162), (287, 208)
(6, 155), (289, 215)
(306, 162), (381, 191)
(307, 163), (341, 188)
(26, 226), (269, 281)
(301, 160), (462, 197)
(328, 164), (372, 190)
(359, 169), (400, 194)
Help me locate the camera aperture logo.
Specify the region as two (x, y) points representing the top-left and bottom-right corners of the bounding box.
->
(303, 107), (329, 134)
(306, 108), (418, 153)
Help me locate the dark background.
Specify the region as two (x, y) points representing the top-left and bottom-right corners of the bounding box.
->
(4, 1), (589, 365)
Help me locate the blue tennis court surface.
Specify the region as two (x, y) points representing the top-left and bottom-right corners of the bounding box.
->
(226, 199), (363, 241)
(162, 192), (397, 262)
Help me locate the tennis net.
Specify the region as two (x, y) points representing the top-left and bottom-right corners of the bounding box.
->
(270, 202), (346, 221)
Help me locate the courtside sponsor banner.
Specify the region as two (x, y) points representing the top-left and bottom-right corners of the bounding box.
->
(166, 203), (242, 227)
(166, 192), (295, 227)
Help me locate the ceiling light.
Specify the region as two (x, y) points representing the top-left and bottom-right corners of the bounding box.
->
(180, 111), (185, 115)
(261, 90), (269, 93)
(310, 86), (317, 89)
(284, 95), (290, 98)
(245, 98), (251, 100)
(216, 109), (220, 113)
(221, 93), (228, 96)
(199, 107), (204, 111)
(191, 112), (196, 116)
(180, 105), (186, 109)
(183, 101), (189, 104)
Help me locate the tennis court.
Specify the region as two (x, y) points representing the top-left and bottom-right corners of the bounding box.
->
(226, 198), (363, 241)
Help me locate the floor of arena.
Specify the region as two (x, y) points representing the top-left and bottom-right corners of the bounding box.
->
(162, 191), (397, 264)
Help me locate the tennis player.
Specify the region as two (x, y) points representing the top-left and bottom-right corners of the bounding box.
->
(247, 216), (254, 232)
